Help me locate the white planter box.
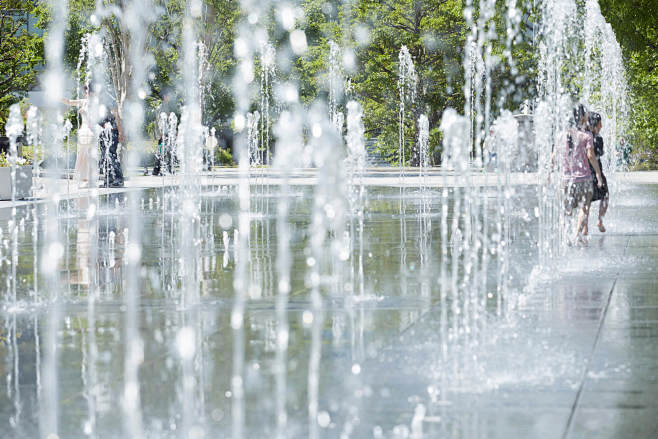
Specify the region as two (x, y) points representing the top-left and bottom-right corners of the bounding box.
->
(0, 166), (34, 200)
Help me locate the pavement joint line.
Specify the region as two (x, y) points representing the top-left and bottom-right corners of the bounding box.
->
(562, 237), (631, 439)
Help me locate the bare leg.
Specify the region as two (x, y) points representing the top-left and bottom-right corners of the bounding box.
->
(575, 200), (591, 243)
(598, 194), (608, 232)
(583, 216), (589, 236)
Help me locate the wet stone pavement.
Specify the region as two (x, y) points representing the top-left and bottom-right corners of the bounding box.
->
(0, 177), (656, 438)
(335, 183), (658, 438)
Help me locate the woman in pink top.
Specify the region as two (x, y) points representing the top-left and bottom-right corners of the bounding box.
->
(562, 104), (603, 244)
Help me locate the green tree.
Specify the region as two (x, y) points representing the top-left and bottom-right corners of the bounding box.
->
(36, 0), (238, 139)
(295, 0), (342, 104)
(350, 0), (466, 165)
(144, 0), (239, 133)
(0, 0), (44, 133)
(283, 0), (538, 166)
(197, 0), (239, 127)
(600, 0), (658, 167)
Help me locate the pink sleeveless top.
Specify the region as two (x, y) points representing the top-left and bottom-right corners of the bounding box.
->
(562, 129), (594, 182)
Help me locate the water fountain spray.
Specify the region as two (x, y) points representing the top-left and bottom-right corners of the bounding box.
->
(273, 108), (305, 437)
(439, 107), (470, 380)
(329, 40), (345, 133)
(231, 1), (268, 436)
(26, 106), (41, 300)
(248, 111), (261, 166)
(5, 105), (23, 307)
(398, 46), (418, 174)
(197, 40), (211, 125)
(534, 0), (628, 263)
(259, 41), (276, 165)
(167, 113), (179, 175)
(345, 100), (366, 298)
(418, 114), (429, 189)
(583, 0), (628, 173)
(39, 0), (68, 436)
(79, 30), (106, 437)
(494, 112), (518, 316)
(0, 1), (634, 437)
(119, 0), (160, 436)
(307, 104), (346, 439)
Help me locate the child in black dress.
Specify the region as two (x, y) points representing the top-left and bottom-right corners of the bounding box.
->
(587, 112), (608, 233)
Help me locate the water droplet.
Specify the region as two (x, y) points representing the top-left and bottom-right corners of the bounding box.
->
(278, 5), (296, 30)
(219, 214), (232, 229)
(303, 310), (314, 326)
(317, 411), (331, 428)
(290, 30), (308, 55)
(176, 327), (195, 360)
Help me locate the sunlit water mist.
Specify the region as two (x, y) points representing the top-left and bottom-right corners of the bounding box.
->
(397, 45), (417, 176)
(535, 0), (628, 268)
(328, 40), (345, 133)
(0, 0), (636, 438)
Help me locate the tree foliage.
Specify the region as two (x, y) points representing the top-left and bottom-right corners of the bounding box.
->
(0, 0), (43, 132)
(600, 0), (658, 163)
(350, 0), (466, 165)
(293, 0), (471, 164)
(33, 0), (239, 138)
(2, 0), (655, 168)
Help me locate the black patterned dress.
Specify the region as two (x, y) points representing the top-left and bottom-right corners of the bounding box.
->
(590, 135), (608, 202)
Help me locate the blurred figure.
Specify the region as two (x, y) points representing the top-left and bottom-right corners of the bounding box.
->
(98, 108), (124, 188)
(152, 112), (169, 176)
(615, 137), (632, 169)
(204, 127), (218, 171)
(152, 93), (177, 176)
(559, 104), (603, 244)
(62, 85), (95, 187)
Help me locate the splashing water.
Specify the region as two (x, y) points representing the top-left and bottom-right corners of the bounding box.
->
(248, 111), (261, 166)
(345, 101), (366, 297)
(418, 114), (429, 188)
(0, 1), (635, 438)
(6, 105), (23, 307)
(328, 40), (344, 133)
(398, 45), (417, 173)
(260, 41), (276, 166)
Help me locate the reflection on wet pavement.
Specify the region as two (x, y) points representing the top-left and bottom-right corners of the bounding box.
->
(0, 183), (657, 438)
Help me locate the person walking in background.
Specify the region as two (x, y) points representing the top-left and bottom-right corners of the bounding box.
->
(152, 93), (176, 176)
(205, 127), (218, 171)
(559, 104), (603, 245)
(62, 85), (95, 187)
(587, 112), (609, 233)
(152, 112), (169, 176)
(615, 137), (632, 169)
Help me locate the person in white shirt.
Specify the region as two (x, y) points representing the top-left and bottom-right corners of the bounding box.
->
(62, 85), (95, 187)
